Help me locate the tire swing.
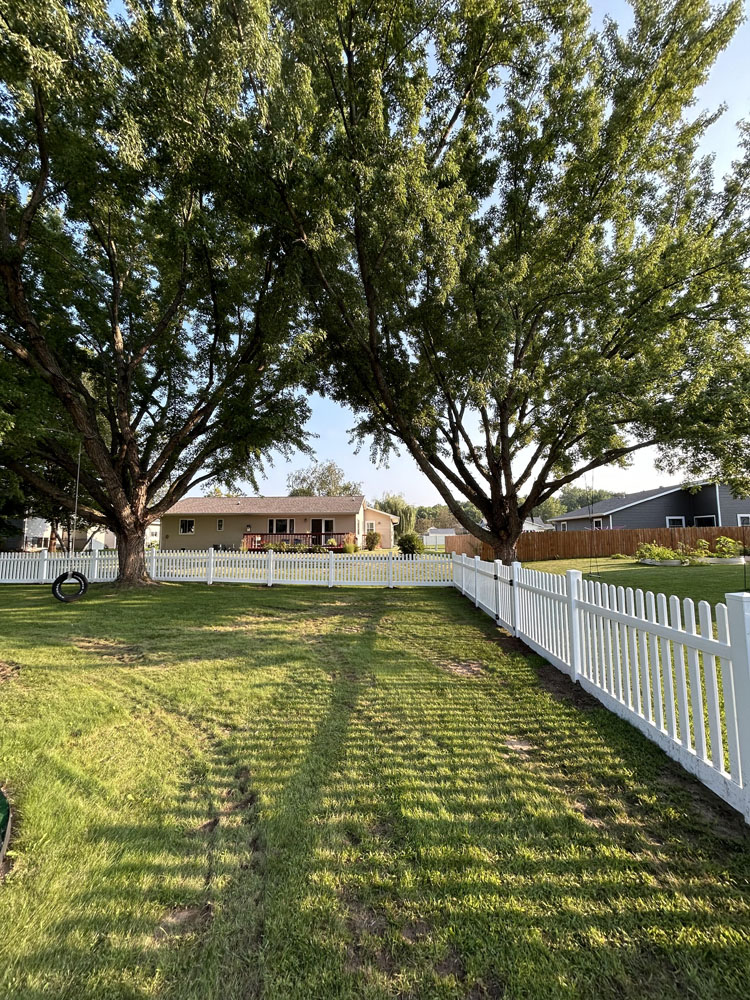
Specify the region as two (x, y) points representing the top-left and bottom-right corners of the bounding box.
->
(52, 442), (89, 604)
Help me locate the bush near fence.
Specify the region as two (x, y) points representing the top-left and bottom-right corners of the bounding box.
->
(446, 525), (750, 562)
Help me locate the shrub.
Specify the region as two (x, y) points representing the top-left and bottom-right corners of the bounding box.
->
(342, 541), (357, 553)
(326, 537), (337, 547)
(397, 531), (424, 555)
(714, 535), (742, 558)
(365, 530), (381, 550)
(635, 541), (681, 562)
(611, 552), (628, 560)
(310, 543), (326, 553)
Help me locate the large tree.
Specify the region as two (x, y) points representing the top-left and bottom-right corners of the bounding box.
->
(0, 1), (309, 583)
(265, 0), (750, 561)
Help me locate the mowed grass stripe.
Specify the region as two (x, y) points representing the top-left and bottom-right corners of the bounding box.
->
(0, 584), (748, 1000)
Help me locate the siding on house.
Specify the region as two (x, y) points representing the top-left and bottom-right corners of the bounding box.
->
(553, 483), (750, 532)
(718, 484), (750, 526)
(160, 512), (359, 550)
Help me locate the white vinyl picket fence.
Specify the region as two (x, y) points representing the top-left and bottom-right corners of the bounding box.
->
(452, 552), (750, 823)
(0, 548), (453, 588)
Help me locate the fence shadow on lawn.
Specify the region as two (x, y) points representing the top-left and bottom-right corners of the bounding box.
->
(2, 585), (750, 1000)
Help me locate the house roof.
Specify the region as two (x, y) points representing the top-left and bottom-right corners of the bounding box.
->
(547, 484), (698, 521)
(165, 495), (366, 516)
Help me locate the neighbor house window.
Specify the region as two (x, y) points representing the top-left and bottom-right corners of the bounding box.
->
(366, 521), (375, 532)
(560, 522), (567, 532)
(693, 515), (716, 527)
(268, 518), (294, 533)
(179, 519), (195, 534)
(665, 516), (685, 528)
(738, 514), (750, 527)
(592, 518), (602, 530)
(217, 518), (224, 531)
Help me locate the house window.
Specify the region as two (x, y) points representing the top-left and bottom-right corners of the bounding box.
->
(217, 518), (224, 531)
(179, 519), (195, 534)
(560, 522), (567, 532)
(366, 521), (375, 532)
(693, 515), (716, 527)
(592, 518), (602, 530)
(268, 518), (294, 534)
(665, 516), (685, 528)
(738, 515), (750, 527)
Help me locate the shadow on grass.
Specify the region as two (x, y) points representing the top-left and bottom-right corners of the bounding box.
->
(1, 585), (749, 1000)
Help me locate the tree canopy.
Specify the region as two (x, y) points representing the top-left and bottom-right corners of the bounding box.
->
(286, 459), (363, 496)
(262, 0), (750, 560)
(0, 0), (309, 581)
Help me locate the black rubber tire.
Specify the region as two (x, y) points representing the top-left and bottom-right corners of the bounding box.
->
(52, 571), (89, 603)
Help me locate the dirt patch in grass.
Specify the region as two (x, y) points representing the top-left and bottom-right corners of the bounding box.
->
(73, 637), (144, 662)
(657, 769), (749, 843)
(437, 658), (484, 678)
(154, 903), (211, 940)
(504, 737), (534, 755)
(436, 946), (466, 981)
(534, 661), (600, 710)
(0, 660), (20, 683)
(401, 919), (430, 943)
(572, 799), (607, 829)
(343, 895), (394, 975)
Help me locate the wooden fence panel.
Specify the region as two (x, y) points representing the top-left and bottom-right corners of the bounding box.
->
(445, 525), (749, 562)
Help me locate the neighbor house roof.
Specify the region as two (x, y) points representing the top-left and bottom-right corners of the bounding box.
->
(164, 495), (367, 516)
(547, 484), (703, 522)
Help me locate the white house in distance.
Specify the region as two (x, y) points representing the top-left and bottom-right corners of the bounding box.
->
(160, 495), (399, 550)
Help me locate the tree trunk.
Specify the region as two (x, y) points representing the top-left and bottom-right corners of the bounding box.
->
(491, 535), (519, 566)
(115, 527), (151, 586)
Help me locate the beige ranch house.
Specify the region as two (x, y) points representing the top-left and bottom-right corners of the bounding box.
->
(160, 495), (399, 550)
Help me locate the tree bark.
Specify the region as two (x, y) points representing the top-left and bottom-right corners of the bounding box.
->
(491, 534), (519, 565)
(115, 527), (151, 586)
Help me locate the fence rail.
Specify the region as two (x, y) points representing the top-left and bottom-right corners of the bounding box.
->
(0, 548), (453, 588)
(446, 525), (750, 562)
(452, 552), (750, 823)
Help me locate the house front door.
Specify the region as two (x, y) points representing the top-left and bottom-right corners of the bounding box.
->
(311, 518), (323, 545)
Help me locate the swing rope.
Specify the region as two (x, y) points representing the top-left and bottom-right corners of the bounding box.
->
(68, 441), (82, 577)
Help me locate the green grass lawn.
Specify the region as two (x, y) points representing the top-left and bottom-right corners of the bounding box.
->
(525, 556), (750, 607)
(1, 583), (749, 1000)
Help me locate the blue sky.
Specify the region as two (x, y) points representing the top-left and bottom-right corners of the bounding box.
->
(246, 1), (750, 504)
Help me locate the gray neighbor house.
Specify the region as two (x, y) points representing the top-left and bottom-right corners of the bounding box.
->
(548, 483), (750, 532)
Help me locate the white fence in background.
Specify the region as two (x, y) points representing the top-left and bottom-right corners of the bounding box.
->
(453, 552), (750, 824)
(0, 548), (453, 588)
(421, 534), (451, 548)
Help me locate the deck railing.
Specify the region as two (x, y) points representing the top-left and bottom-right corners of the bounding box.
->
(241, 531), (352, 550)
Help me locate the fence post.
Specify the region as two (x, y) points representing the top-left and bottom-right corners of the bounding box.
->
(388, 550), (393, 588)
(207, 547), (215, 586)
(267, 549), (274, 587)
(725, 592), (750, 822)
(474, 555), (480, 607)
(90, 548), (98, 582)
(511, 561), (522, 638)
(566, 569), (583, 684)
(460, 554), (467, 595)
(38, 548), (48, 584)
(328, 549), (335, 588)
(494, 560), (502, 624)
(149, 546), (157, 580)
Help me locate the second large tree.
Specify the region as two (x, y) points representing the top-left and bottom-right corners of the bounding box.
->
(265, 0), (750, 560)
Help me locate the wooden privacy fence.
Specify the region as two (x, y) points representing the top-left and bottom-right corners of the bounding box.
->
(446, 525), (750, 562)
(0, 548), (453, 588)
(452, 552), (750, 823)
